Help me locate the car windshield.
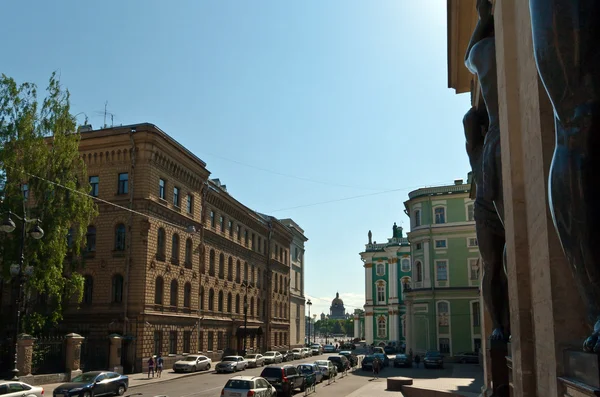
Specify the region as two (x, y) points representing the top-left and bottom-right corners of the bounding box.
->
(182, 356), (199, 362)
(396, 354), (407, 359)
(314, 361), (328, 366)
(71, 373), (101, 383)
(426, 352), (441, 357)
(222, 356), (238, 362)
(264, 352), (275, 356)
(363, 356), (374, 363)
(339, 351), (351, 355)
(245, 355), (258, 359)
(328, 357), (341, 362)
(293, 349), (301, 352)
(225, 379), (252, 389)
(298, 365), (314, 373)
(261, 367), (283, 378)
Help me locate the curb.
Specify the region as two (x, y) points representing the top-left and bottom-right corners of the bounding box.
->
(129, 367), (218, 389)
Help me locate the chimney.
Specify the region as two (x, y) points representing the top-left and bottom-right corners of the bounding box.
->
(454, 179), (463, 185)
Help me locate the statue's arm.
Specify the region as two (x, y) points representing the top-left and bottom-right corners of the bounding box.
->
(464, 2), (494, 66)
(463, 107), (486, 157)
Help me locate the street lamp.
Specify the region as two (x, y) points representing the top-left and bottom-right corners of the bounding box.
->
(241, 280), (252, 356)
(1, 210), (44, 380)
(306, 299), (312, 345)
(312, 314), (317, 344)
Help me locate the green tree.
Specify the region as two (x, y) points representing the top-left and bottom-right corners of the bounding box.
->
(0, 72), (98, 334)
(332, 320), (343, 334)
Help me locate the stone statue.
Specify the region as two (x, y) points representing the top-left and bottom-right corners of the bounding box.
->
(529, 0), (600, 353)
(464, 0), (510, 342)
(392, 222), (398, 237)
(368, 230), (372, 244)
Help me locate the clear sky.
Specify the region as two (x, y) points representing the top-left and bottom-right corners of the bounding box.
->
(1, 0), (471, 316)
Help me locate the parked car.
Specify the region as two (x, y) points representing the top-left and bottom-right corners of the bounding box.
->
(221, 375), (277, 397)
(279, 350), (295, 362)
(245, 353), (265, 368)
(361, 355), (376, 371)
(310, 344), (322, 355)
(0, 381), (44, 397)
(372, 346), (385, 354)
(216, 356), (248, 373)
(424, 351), (444, 369)
(260, 365), (306, 397)
(52, 371), (128, 397)
(263, 351), (284, 364)
(393, 354), (412, 368)
(384, 345), (396, 354)
(173, 354), (212, 372)
(314, 359), (337, 379)
(327, 355), (350, 372)
(373, 352), (389, 367)
(322, 344), (336, 353)
(292, 348), (304, 359)
(454, 351), (480, 364)
(297, 363), (323, 385)
(338, 350), (358, 367)
(302, 347), (312, 357)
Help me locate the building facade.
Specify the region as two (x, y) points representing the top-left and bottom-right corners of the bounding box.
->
(279, 218), (307, 349)
(402, 177), (481, 357)
(359, 224), (411, 348)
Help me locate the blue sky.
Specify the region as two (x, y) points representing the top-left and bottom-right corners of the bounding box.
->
(1, 1), (471, 316)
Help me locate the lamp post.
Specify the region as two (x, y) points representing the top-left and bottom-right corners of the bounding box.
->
(1, 210), (44, 380)
(306, 299), (312, 345)
(312, 314), (317, 344)
(241, 280), (252, 356)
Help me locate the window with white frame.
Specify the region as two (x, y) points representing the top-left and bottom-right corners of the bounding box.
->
(467, 203), (475, 221)
(469, 258), (480, 280)
(472, 301), (481, 327)
(415, 261), (423, 282)
(435, 239), (447, 249)
(437, 301), (449, 326)
(414, 209), (421, 227)
(401, 258), (411, 272)
(434, 207), (446, 224)
(376, 282), (386, 304)
(468, 237), (478, 247)
(377, 316), (387, 338)
(436, 260), (448, 281)
(376, 263), (385, 276)
(439, 338), (450, 354)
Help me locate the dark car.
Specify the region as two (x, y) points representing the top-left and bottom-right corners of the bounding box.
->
(279, 350), (295, 362)
(327, 355), (350, 372)
(393, 354), (412, 368)
(424, 351), (444, 369)
(383, 345), (396, 355)
(361, 355), (375, 371)
(260, 365), (305, 397)
(373, 353), (389, 367)
(338, 351), (358, 367)
(454, 352), (480, 364)
(52, 371), (128, 397)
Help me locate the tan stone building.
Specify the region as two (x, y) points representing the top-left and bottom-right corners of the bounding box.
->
(447, 1), (592, 396)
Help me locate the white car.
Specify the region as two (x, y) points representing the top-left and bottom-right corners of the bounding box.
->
(245, 353), (265, 368)
(172, 354), (212, 372)
(0, 382), (44, 397)
(262, 351), (283, 364)
(314, 359), (337, 379)
(302, 348), (312, 358)
(221, 376), (277, 397)
(310, 344), (322, 355)
(216, 356), (248, 373)
(292, 348), (303, 359)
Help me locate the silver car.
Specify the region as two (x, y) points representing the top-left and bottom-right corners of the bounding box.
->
(216, 356), (248, 373)
(245, 353), (265, 368)
(262, 351), (283, 364)
(0, 381), (44, 397)
(173, 354), (212, 372)
(221, 376), (276, 397)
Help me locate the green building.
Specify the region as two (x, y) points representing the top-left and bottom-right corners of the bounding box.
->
(403, 174), (482, 357)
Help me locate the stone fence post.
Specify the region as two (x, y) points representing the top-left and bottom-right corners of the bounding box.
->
(17, 334), (36, 377)
(65, 333), (84, 380)
(108, 334), (123, 374)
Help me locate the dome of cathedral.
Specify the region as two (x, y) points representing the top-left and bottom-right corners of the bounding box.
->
(331, 292), (344, 307)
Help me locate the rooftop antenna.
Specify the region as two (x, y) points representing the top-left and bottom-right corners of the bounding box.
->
(104, 101), (108, 128)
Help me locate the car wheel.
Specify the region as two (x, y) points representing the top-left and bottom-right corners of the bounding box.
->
(300, 379), (306, 392)
(116, 385), (126, 396)
(83, 391), (92, 397)
(193, 365), (198, 372)
(206, 363), (211, 370)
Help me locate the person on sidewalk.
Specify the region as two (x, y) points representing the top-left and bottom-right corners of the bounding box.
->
(147, 356), (155, 378)
(156, 354), (164, 378)
(414, 354), (420, 368)
(372, 357), (381, 380)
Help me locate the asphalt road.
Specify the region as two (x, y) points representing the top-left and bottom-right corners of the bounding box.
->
(129, 353), (369, 397)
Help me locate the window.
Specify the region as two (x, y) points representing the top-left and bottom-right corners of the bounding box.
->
(159, 178), (166, 199)
(257, 298), (261, 317)
(173, 187), (180, 207)
(227, 257), (233, 281)
(434, 207), (446, 224)
(236, 260), (241, 283)
(376, 263), (385, 276)
(219, 253), (225, 279)
(157, 228), (166, 259)
(467, 203), (475, 221)
(415, 261), (423, 282)
(170, 280), (178, 306)
(86, 226), (96, 252)
(258, 269), (262, 288)
(89, 176), (99, 197)
(185, 238), (192, 267)
(235, 294), (240, 314)
(227, 292), (232, 312)
(244, 262), (248, 282)
(295, 248), (299, 261)
(436, 261), (448, 281)
(251, 265), (255, 284)
(416, 242), (422, 250)
(208, 289), (215, 311)
(414, 209), (421, 227)
(228, 220), (233, 237)
(435, 239), (447, 249)
(171, 234), (180, 263)
(401, 258), (411, 272)
(472, 301), (481, 327)
(83, 276), (93, 304)
(468, 237), (478, 247)
(218, 216), (224, 232)
(439, 338), (450, 354)
(184, 283), (191, 308)
(252, 233), (256, 250)
(155, 277), (164, 305)
(258, 237), (262, 253)
(153, 331), (162, 355)
(377, 282), (386, 304)
(218, 290), (223, 311)
(250, 297), (254, 316)
(22, 183), (29, 201)
(470, 258), (481, 280)
(112, 274), (123, 303)
(207, 331), (214, 351)
(200, 287), (204, 310)
(217, 331), (224, 350)
(244, 230), (249, 246)
(169, 331), (177, 354)
(377, 316), (387, 338)
(210, 211), (215, 228)
(118, 173), (128, 194)
(236, 225), (241, 241)
(209, 250), (215, 276)
(437, 301), (449, 326)
(114, 224), (126, 251)
(187, 194), (193, 213)
(183, 331), (191, 354)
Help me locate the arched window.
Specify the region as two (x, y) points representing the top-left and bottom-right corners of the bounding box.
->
(227, 257), (233, 281)
(279, 275), (283, 293)
(434, 207), (446, 224)
(274, 276), (278, 292)
(218, 290), (224, 311)
(171, 233), (180, 263)
(208, 288), (215, 311)
(155, 277), (164, 305)
(284, 277), (287, 295)
(415, 261), (423, 282)
(219, 253), (225, 279)
(414, 209), (421, 227)
(377, 316), (387, 338)
(257, 269), (261, 288)
(209, 250), (215, 276)
(157, 228), (166, 259)
(401, 258), (411, 272)
(111, 274), (123, 303)
(184, 282), (191, 308)
(83, 275), (93, 304)
(376, 263), (385, 276)
(257, 298), (261, 317)
(438, 301), (450, 326)
(377, 282), (386, 304)
(170, 280), (178, 306)
(200, 286), (204, 310)
(235, 294), (240, 314)
(250, 297), (255, 316)
(114, 224), (126, 251)
(251, 265), (255, 284)
(280, 302), (283, 318)
(185, 238), (193, 267)
(236, 260), (241, 283)
(227, 292), (232, 312)
(244, 262), (249, 282)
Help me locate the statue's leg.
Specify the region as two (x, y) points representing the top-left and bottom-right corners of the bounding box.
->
(530, 0), (600, 352)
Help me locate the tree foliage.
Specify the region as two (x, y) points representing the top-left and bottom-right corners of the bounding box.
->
(314, 318), (353, 336)
(0, 72), (98, 334)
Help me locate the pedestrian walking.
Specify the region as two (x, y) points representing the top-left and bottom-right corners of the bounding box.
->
(414, 354), (421, 368)
(147, 356), (155, 378)
(156, 354), (164, 378)
(372, 357), (381, 379)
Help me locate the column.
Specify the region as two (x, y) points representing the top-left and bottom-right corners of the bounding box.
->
(423, 240), (431, 288)
(16, 334), (35, 377)
(389, 312), (399, 342)
(108, 334), (123, 374)
(365, 312), (373, 344)
(353, 316), (360, 339)
(405, 302), (413, 354)
(65, 333), (85, 380)
(365, 263), (373, 305)
(388, 258), (398, 304)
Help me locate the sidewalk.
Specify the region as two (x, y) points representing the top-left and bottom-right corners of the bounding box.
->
(41, 361), (221, 395)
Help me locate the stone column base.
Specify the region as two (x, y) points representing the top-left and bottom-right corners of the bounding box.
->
(487, 339), (509, 397)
